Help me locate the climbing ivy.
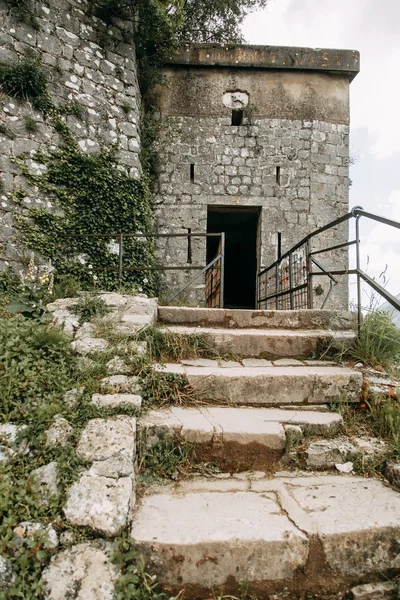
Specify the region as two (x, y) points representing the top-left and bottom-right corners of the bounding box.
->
(15, 137), (159, 294)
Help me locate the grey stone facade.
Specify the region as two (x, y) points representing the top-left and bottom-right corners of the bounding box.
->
(0, 0), (141, 270)
(152, 44), (360, 309)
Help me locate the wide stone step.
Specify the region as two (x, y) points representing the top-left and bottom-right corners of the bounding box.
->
(139, 406), (343, 471)
(158, 306), (356, 331)
(131, 474), (400, 595)
(156, 364), (362, 405)
(161, 325), (354, 358)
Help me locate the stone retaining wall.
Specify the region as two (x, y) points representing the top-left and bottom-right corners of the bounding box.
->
(0, 0), (141, 270)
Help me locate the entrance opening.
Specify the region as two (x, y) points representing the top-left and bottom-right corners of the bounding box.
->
(207, 206), (260, 309)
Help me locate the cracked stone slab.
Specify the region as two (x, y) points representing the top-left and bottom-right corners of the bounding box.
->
(45, 415), (73, 447)
(30, 462), (59, 502)
(64, 473), (133, 536)
(133, 474), (400, 589)
(156, 364), (362, 405)
(91, 393), (142, 410)
(42, 541), (117, 599)
(280, 475), (400, 576)
(72, 337), (110, 355)
(131, 490), (308, 587)
(77, 417), (136, 476)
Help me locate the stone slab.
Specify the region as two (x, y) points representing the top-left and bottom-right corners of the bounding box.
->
(161, 326), (354, 358)
(91, 394), (142, 409)
(64, 473), (133, 537)
(131, 474), (400, 590)
(158, 307), (357, 331)
(156, 364), (362, 405)
(42, 541), (117, 600)
(131, 490), (309, 587)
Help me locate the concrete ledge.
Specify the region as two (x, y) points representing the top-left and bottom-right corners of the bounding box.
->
(156, 364), (362, 405)
(166, 44), (360, 81)
(158, 307), (357, 331)
(162, 326), (354, 358)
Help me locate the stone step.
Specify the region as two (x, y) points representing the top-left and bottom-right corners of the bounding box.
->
(161, 325), (354, 358)
(155, 364), (363, 406)
(139, 406), (343, 471)
(130, 474), (400, 595)
(158, 306), (356, 331)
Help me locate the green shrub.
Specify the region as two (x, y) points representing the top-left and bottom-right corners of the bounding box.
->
(0, 316), (77, 423)
(23, 114), (38, 133)
(136, 325), (216, 363)
(71, 294), (110, 322)
(350, 311), (400, 369)
(0, 52), (51, 112)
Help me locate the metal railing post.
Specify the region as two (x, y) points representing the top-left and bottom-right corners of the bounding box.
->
(275, 263), (279, 309)
(118, 233), (123, 290)
(220, 232), (225, 308)
(355, 214), (362, 335)
(289, 252), (294, 309)
(306, 241), (313, 309)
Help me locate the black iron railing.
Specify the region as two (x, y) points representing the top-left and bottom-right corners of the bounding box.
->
(59, 232), (225, 308)
(257, 206), (400, 332)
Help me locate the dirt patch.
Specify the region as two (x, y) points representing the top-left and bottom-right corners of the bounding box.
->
(192, 440), (284, 473)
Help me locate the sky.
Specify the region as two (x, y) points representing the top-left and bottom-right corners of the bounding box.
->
(243, 0), (400, 308)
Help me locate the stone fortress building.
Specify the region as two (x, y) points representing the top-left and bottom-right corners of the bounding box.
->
(0, 0), (359, 310)
(151, 44), (360, 309)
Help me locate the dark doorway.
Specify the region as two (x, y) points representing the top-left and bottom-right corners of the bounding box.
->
(207, 206), (260, 309)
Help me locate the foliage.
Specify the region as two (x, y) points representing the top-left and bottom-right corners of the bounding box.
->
(71, 294), (110, 323)
(369, 396), (400, 454)
(135, 325), (216, 363)
(177, 0), (268, 43)
(112, 533), (180, 600)
(5, 0), (40, 29)
(0, 316), (76, 423)
(6, 253), (53, 319)
(348, 311), (400, 369)
(138, 433), (191, 484)
(16, 141), (159, 294)
(0, 51), (51, 112)
(139, 367), (197, 408)
(23, 114), (39, 133)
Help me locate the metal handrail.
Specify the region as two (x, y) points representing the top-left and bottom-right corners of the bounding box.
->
(257, 206), (400, 332)
(58, 231), (226, 307)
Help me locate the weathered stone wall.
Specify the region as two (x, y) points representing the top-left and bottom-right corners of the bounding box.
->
(0, 0), (141, 270)
(152, 45), (359, 308)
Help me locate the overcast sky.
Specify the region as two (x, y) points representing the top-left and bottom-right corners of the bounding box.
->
(243, 0), (400, 306)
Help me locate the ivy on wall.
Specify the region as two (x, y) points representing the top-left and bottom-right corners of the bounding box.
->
(15, 139), (159, 295)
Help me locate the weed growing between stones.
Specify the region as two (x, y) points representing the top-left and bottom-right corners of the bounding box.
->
(70, 294), (110, 323)
(139, 368), (197, 408)
(0, 50), (52, 113)
(135, 325), (217, 363)
(5, 0), (40, 29)
(23, 114), (38, 133)
(137, 433), (192, 484)
(112, 533), (181, 600)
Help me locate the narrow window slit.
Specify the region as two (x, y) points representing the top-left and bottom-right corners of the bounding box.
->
(187, 228), (192, 264)
(231, 110), (243, 126)
(276, 166), (281, 185)
(190, 163), (195, 182)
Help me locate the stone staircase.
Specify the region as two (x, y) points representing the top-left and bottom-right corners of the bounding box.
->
(131, 307), (400, 597)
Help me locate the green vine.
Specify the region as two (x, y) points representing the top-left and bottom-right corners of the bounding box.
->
(15, 136), (159, 294)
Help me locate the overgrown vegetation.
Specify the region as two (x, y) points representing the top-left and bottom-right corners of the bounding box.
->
(135, 325), (217, 362)
(139, 367), (197, 408)
(15, 141), (159, 294)
(0, 50), (51, 112)
(112, 534), (180, 600)
(5, 0), (39, 29)
(346, 311), (400, 370)
(71, 294), (110, 323)
(138, 433), (192, 484)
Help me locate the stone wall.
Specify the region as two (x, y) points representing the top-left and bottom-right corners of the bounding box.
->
(151, 44), (359, 309)
(0, 0), (141, 270)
